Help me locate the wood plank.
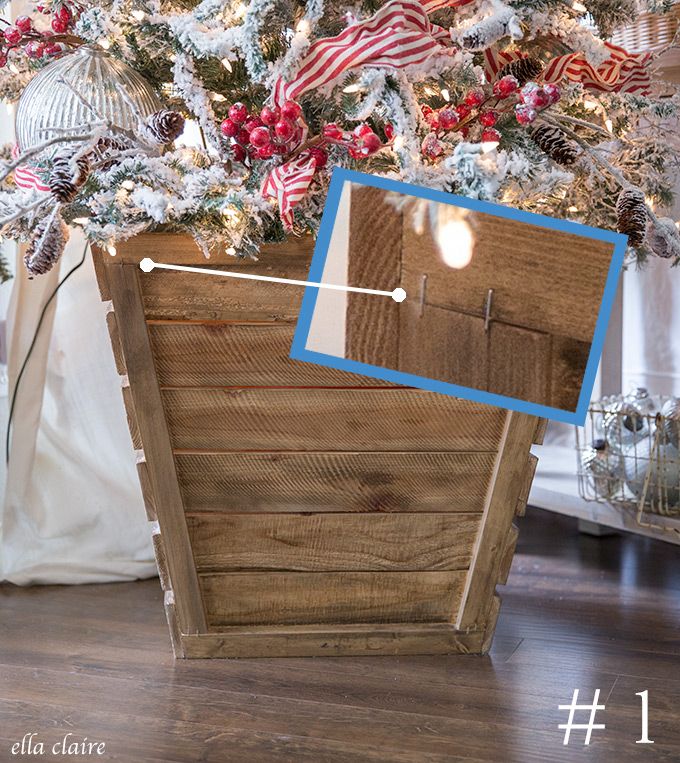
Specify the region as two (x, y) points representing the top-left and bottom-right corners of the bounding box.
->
(105, 305), (126, 375)
(515, 453), (538, 517)
(163, 388), (507, 452)
(456, 411), (540, 631)
(135, 452), (157, 521)
(402, 208), (614, 343)
(139, 246), (313, 322)
(200, 571), (466, 627)
(182, 623), (485, 658)
(399, 302), (488, 388)
(346, 186), (403, 366)
(549, 335), (590, 413)
(488, 322), (550, 405)
(103, 261), (207, 635)
(176, 451), (496, 514)
(186, 513), (481, 572)
(148, 322), (383, 387)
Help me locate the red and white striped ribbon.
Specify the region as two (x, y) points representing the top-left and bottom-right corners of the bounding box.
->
(261, 154), (317, 230)
(266, 0), (476, 224)
(12, 144), (50, 192)
(543, 42), (651, 95)
(273, 0), (457, 106)
(484, 43), (651, 95)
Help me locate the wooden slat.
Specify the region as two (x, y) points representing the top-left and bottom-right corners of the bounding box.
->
(135, 453), (157, 521)
(346, 187), (403, 367)
(105, 305), (126, 375)
(163, 388), (507, 452)
(121, 382), (142, 450)
(102, 260), (207, 635)
(456, 411), (540, 631)
(399, 302), (488, 388)
(181, 622), (485, 658)
(186, 513), (480, 572)
(488, 322), (551, 405)
(200, 571), (466, 627)
(497, 524), (518, 585)
(402, 208), (614, 343)
(533, 417), (548, 445)
(148, 322), (383, 387)
(139, 245), (313, 322)
(516, 453), (538, 517)
(176, 451), (496, 514)
(550, 335), (591, 413)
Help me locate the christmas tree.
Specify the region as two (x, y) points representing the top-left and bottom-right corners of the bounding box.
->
(0, 0), (679, 278)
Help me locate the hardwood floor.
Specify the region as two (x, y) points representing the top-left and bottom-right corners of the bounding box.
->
(1, 507), (679, 762)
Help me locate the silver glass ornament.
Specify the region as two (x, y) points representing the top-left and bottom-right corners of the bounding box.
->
(623, 438), (680, 509)
(15, 45), (162, 153)
(581, 438), (622, 500)
(603, 400), (649, 452)
(660, 397), (680, 449)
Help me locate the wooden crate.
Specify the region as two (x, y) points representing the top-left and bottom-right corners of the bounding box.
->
(92, 233), (543, 658)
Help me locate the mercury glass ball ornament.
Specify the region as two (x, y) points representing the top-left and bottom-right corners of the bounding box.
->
(603, 400), (649, 452)
(660, 397), (680, 449)
(623, 438), (680, 509)
(15, 45), (162, 154)
(581, 438), (622, 500)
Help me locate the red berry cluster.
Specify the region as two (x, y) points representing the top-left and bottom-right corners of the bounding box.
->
(0, 3), (81, 67)
(514, 81), (561, 125)
(323, 122), (383, 159)
(220, 100), (305, 163)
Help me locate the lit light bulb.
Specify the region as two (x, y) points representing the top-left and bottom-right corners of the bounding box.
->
(296, 19), (311, 35)
(605, 119), (613, 133)
(98, 37), (111, 50)
(480, 141), (498, 154)
(221, 58), (233, 72)
(106, 244), (117, 256)
(393, 136), (404, 150)
(72, 217), (89, 225)
(568, 206), (579, 213)
(436, 219), (474, 269)
(343, 83), (361, 93)
(441, 88), (450, 102)
(121, 180), (135, 190)
(226, 246), (236, 255)
(131, 9), (145, 20)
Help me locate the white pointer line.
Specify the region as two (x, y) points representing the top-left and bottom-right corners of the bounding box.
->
(139, 258), (407, 303)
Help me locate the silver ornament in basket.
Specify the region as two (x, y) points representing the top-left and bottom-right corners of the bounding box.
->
(581, 438), (623, 500)
(603, 399), (649, 451)
(623, 438), (680, 510)
(660, 397), (680, 449)
(15, 45), (162, 154)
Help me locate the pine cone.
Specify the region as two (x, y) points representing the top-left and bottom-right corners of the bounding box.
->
(616, 188), (647, 247)
(145, 110), (185, 145)
(531, 125), (579, 166)
(87, 136), (130, 169)
(48, 152), (90, 203)
(497, 56), (543, 86)
(24, 211), (70, 277)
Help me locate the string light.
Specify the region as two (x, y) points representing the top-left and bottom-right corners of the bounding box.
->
(568, 206), (579, 213)
(121, 180), (135, 190)
(480, 141), (498, 154)
(571, 1), (587, 12)
(342, 83), (361, 93)
(8, 63), (19, 75)
(131, 10), (145, 20)
(72, 217), (89, 225)
(98, 38), (111, 50)
(441, 88), (450, 102)
(605, 119), (613, 133)
(393, 136), (404, 150)
(435, 218), (474, 270)
(106, 244), (117, 256)
(296, 19), (311, 35)
(226, 246), (236, 255)
(221, 58), (233, 72)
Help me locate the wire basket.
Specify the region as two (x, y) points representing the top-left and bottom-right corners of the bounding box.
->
(610, 2), (680, 52)
(576, 391), (680, 534)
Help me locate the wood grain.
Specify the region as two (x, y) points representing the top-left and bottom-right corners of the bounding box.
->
(176, 451), (496, 514)
(402, 207), (614, 343)
(200, 571), (466, 627)
(163, 388), (507, 452)
(148, 322), (382, 387)
(488, 322), (551, 405)
(186, 513), (480, 572)
(399, 302), (488, 388)
(346, 186), (403, 367)
(549, 335), (590, 413)
(139, 247), (312, 322)
(456, 411), (539, 631)
(104, 262), (207, 635)
(182, 623), (485, 658)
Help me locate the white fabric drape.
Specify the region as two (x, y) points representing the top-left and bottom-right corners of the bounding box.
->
(0, 231), (154, 584)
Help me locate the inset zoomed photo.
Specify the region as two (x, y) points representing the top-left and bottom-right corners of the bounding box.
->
(293, 170), (626, 425)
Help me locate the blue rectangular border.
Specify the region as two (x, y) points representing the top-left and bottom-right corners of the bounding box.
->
(290, 168), (627, 427)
